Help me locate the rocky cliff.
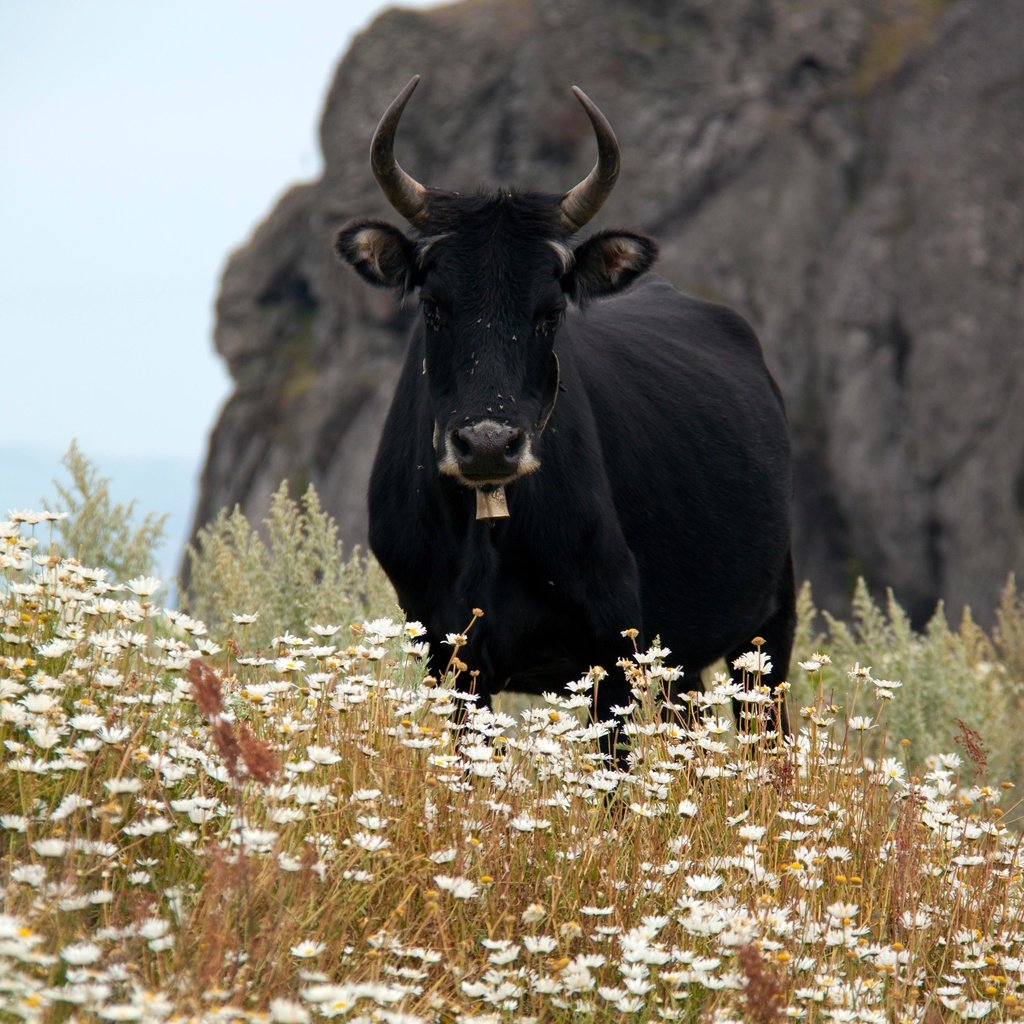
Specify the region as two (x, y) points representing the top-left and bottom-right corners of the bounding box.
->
(189, 0), (1024, 625)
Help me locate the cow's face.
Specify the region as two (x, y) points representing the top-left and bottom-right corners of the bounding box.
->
(334, 76), (655, 488)
(336, 197), (655, 486)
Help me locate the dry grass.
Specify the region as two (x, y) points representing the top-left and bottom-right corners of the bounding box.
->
(3, 504), (1024, 1023)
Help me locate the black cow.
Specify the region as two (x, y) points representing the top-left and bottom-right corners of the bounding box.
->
(335, 77), (794, 736)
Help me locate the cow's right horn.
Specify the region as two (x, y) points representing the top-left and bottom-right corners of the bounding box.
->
(371, 75), (430, 227)
(558, 87), (621, 234)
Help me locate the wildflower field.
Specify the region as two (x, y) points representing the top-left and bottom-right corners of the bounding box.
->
(3, 453), (1024, 1023)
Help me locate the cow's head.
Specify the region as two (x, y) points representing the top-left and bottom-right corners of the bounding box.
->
(335, 76), (657, 493)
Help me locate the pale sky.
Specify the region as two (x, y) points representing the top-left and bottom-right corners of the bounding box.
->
(0, 1), (437, 463)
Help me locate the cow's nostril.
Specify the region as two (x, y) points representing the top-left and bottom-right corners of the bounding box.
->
(505, 431), (526, 457)
(451, 429), (474, 458)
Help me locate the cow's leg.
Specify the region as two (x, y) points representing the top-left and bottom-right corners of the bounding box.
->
(728, 553), (795, 737)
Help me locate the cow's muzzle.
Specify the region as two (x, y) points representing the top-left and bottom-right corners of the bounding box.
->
(448, 420), (534, 485)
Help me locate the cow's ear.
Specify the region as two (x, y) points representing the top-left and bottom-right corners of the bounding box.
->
(566, 230), (658, 303)
(334, 219), (416, 290)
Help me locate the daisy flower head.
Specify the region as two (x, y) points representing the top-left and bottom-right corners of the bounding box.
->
(123, 576), (161, 598)
(309, 623), (339, 637)
(685, 873), (724, 893)
(61, 941), (102, 965)
(732, 650), (772, 675)
(290, 940), (327, 958)
(269, 998), (310, 1024)
(434, 875), (479, 899)
(879, 758), (906, 785)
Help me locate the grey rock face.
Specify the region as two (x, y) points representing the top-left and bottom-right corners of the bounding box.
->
(188, 0), (1024, 626)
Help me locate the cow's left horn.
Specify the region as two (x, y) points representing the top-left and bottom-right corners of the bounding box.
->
(371, 75), (429, 227)
(558, 87), (621, 233)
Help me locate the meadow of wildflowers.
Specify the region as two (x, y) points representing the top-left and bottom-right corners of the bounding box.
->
(3, 493), (1024, 1024)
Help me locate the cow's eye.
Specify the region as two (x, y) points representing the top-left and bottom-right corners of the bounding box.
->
(421, 298), (445, 332)
(534, 311), (562, 338)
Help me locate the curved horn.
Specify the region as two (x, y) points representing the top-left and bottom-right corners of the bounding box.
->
(370, 75), (429, 227)
(558, 86), (621, 233)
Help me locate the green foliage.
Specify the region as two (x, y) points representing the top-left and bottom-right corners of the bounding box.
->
(790, 577), (1024, 785)
(184, 481), (398, 646)
(791, 579), (818, 668)
(994, 573), (1024, 685)
(44, 440), (167, 581)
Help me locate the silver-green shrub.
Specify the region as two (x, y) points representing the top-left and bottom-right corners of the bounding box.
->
(44, 441), (167, 581)
(791, 577), (1024, 785)
(184, 481), (398, 647)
